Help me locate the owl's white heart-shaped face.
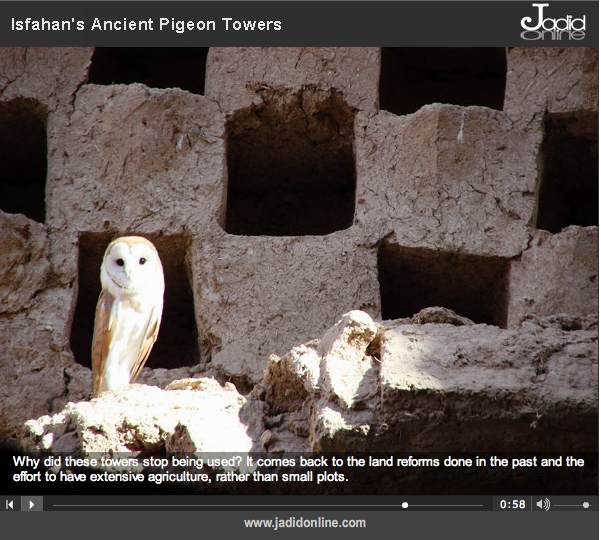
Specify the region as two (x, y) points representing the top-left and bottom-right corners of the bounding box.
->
(100, 236), (165, 299)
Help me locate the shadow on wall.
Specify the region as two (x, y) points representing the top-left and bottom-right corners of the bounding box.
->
(70, 232), (201, 370)
(88, 48), (209, 94)
(0, 98), (47, 223)
(536, 111), (599, 233)
(223, 88), (357, 236)
(379, 47), (507, 115)
(377, 241), (510, 327)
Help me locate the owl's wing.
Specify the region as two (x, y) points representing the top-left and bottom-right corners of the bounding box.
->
(91, 289), (116, 398)
(128, 305), (161, 384)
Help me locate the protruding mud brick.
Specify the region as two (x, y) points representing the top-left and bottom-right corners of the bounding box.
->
(355, 104), (540, 257)
(505, 48), (598, 121)
(0, 48), (92, 110)
(507, 227), (598, 327)
(70, 232), (200, 370)
(0, 212), (49, 314)
(205, 47), (380, 113)
(48, 84), (225, 235)
(378, 320), (597, 453)
(190, 234), (380, 383)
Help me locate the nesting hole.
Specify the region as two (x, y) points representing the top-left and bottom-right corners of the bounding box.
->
(70, 233), (200, 370)
(88, 48), (209, 94)
(535, 112), (598, 233)
(0, 99), (47, 222)
(223, 89), (356, 236)
(378, 243), (510, 327)
(379, 48), (507, 115)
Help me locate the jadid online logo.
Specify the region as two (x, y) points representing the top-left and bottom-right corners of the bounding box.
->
(520, 2), (586, 41)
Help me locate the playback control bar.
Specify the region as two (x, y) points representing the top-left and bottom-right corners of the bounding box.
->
(1, 495), (597, 512)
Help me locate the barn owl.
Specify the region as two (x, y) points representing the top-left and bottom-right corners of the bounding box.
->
(91, 236), (164, 397)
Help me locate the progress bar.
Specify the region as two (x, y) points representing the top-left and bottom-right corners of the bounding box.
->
(52, 504), (402, 508)
(401, 503), (485, 509)
(44, 496), (493, 511)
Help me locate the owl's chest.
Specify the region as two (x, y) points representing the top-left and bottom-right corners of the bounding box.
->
(111, 298), (152, 341)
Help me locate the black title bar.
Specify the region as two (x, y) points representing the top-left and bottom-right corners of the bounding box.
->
(0, 1), (598, 46)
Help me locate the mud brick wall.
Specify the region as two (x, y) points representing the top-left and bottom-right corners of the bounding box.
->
(0, 47), (598, 439)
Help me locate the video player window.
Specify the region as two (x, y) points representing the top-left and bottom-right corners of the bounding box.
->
(0, 3), (598, 539)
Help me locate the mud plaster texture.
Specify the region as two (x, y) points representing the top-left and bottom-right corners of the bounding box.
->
(0, 48), (598, 450)
(24, 309), (598, 479)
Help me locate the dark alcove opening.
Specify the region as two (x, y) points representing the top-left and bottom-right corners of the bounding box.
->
(70, 232), (200, 371)
(535, 112), (598, 233)
(378, 242), (510, 327)
(0, 99), (47, 223)
(379, 48), (507, 115)
(224, 90), (356, 236)
(88, 48), (209, 94)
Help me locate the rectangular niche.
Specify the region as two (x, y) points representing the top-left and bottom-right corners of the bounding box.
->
(0, 99), (47, 223)
(535, 112), (598, 234)
(223, 89), (356, 236)
(378, 242), (510, 327)
(70, 232), (200, 371)
(379, 48), (507, 115)
(88, 48), (209, 94)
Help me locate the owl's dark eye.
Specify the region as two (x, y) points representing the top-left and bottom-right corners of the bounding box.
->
(139, 257), (147, 265)
(116, 258), (124, 267)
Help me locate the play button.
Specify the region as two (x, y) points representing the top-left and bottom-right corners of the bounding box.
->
(20, 496), (43, 511)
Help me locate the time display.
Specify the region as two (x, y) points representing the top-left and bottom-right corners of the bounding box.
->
(498, 498), (529, 511)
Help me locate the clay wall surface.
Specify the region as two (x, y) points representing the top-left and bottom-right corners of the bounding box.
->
(0, 47), (597, 441)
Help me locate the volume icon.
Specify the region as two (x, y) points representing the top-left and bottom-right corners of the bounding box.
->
(536, 498), (551, 511)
